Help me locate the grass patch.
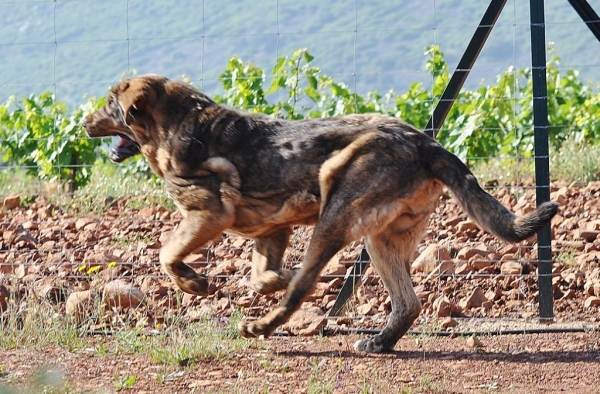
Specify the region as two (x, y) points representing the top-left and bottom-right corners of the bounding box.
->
(556, 246), (578, 267)
(0, 163), (174, 215)
(114, 374), (137, 392)
(471, 140), (600, 185)
(2, 140), (600, 214)
(80, 309), (252, 367)
(549, 140), (600, 184)
(307, 359), (334, 394)
(147, 310), (250, 365)
(0, 295), (87, 351)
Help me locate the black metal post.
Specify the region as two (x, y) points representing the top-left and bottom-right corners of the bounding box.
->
(424, 0), (507, 138)
(530, 0), (554, 321)
(568, 0), (600, 43)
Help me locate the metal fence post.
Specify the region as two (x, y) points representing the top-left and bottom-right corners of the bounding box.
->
(529, 0), (554, 321)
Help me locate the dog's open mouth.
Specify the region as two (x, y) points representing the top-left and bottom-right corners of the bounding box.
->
(109, 134), (140, 163)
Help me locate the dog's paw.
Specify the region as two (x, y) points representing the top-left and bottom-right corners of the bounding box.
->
(174, 274), (210, 297)
(237, 320), (260, 338)
(354, 336), (391, 353)
(237, 319), (272, 339)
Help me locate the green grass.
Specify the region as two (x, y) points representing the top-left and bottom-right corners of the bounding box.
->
(0, 299), (257, 392)
(471, 140), (600, 185)
(0, 295), (87, 351)
(556, 247), (578, 267)
(84, 309), (252, 365)
(0, 163), (175, 215)
(114, 375), (137, 392)
(3, 139), (600, 215)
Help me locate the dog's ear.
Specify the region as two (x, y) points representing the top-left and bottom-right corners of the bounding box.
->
(118, 79), (158, 126)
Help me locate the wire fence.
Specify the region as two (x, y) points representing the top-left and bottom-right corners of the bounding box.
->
(1, 0), (600, 335)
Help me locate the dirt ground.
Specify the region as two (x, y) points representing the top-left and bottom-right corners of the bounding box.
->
(2, 181), (600, 393)
(1, 331), (600, 393)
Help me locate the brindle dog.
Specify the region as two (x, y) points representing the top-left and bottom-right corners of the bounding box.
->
(84, 74), (558, 352)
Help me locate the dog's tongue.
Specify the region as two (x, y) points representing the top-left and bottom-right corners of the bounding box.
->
(117, 137), (130, 148)
(109, 136), (140, 163)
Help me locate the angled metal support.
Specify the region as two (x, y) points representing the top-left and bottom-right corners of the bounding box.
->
(424, 0), (507, 138)
(568, 0), (600, 43)
(329, 0), (506, 317)
(328, 247), (370, 316)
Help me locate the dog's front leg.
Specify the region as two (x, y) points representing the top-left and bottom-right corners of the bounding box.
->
(160, 209), (232, 296)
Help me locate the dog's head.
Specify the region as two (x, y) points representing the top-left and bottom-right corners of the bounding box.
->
(84, 74), (169, 163)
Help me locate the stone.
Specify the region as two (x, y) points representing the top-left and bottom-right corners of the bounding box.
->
(550, 187), (568, 205)
(500, 261), (523, 275)
(578, 230), (600, 243)
(137, 206), (156, 219)
(411, 244), (452, 274)
(356, 286), (376, 302)
(236, 296), (255, 308)
(459, 287), (488, 309)
(424, 260), (455, 282)
(440, 317), (458, 329)
(466, 335), (483, 348)
(140, 277), (171, 298)
(102, 279), (144, 309)
(182, 293), (198, 306)
(217, 297), (230, 312)
(433, 296), (461, 317)
(209, 261), (237, 276)
(470, 259), (493, 271)
(456, 246), (489, 262)
(505, 300), (524, 309)
(35, 281), (66, 303)
(584, 296), (600, 308)
(321, 259), (347, 279)
(75, 217), (97, 231)
(283, 307), (327, 336)
(356, 303), (375, 315)
(21, 221), (38, 231)
(2, 193), (20, 210)
(454, 262), (472, 276)
(66, 290), (96, 324)
(457, 220), (480, 234)
(306, 282), (330, 301)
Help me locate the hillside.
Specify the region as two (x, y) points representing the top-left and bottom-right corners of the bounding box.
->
(1, 0), (600, 106)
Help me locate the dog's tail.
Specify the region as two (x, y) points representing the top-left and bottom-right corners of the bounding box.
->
(424, 141), (558, 243)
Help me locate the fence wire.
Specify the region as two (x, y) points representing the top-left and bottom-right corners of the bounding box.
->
(1, 0), (600, 335)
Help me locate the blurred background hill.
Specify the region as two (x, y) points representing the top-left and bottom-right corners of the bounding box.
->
(1, 0), (599, 105)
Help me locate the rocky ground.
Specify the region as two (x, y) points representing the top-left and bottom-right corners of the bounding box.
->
(1, 181), (600, 392)
(2, 331), (600, 393)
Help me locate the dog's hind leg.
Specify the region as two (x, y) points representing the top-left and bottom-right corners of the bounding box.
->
(250, 228), (296, 295)
(354, 223), (426, 353)
(160, 208), (233, 296)
(238, 212), (349, 339)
